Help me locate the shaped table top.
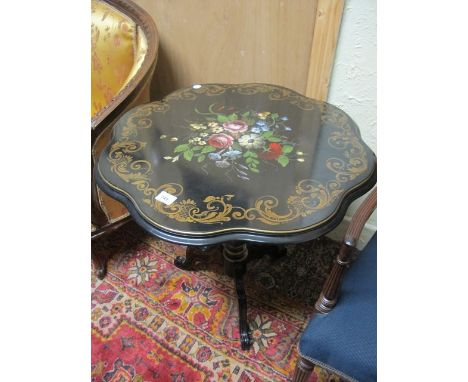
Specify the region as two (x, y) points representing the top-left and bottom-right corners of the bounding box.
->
(96, 83), (376, 245)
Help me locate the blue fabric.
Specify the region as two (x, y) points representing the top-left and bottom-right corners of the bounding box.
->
(299, 234), (377, 382)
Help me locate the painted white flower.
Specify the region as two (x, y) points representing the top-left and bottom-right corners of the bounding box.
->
(128, 256), (157, 285)
(238, 134), (265, 149)
(190, 123), (206, 130)
(189, 136), (207, 145)
(210, 126), (224, 133)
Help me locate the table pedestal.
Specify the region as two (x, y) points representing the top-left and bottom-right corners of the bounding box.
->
(222, 242), (251, 350)
(174, 241), (266, 350)
(174, 243), (288, 350)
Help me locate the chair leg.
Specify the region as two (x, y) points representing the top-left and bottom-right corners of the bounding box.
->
(292, 356), (315, 382)
(92, 252), (107, 280)
(91, 216), (133, 279)
(315, 242), (354, 313)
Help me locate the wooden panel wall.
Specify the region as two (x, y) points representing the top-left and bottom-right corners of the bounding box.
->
(133, 0), (343, 101)
(306, 0), (345, 100)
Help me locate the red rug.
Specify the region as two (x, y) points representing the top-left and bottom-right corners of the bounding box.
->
(91, 223), (346, 382)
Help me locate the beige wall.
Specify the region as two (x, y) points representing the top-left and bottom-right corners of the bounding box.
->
(326, 0), (377, 247)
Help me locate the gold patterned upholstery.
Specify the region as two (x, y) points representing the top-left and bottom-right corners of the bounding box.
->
(91, 0), (148, 118)
(91, 0), (158, 226)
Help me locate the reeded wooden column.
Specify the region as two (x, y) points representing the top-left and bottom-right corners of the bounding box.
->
(315, 242), (353, 313)
(315, 187), (377, 313)
(292, 356), (315, 382)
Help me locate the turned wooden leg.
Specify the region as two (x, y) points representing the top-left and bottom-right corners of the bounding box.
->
(315, 243), (354, 313)
(292, 356), (315, 382)
(91, 216), (133, 279)
(223, 242), (251, 350)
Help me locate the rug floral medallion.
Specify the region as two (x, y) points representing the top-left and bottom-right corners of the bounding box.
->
(91, 223), (347, 382)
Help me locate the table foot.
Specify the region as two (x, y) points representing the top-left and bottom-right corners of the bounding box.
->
(174, 245), (215, 270)
(223, 242), (251, 350)
(235, 272), (252, 350)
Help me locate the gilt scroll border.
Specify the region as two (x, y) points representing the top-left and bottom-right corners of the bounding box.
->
(99, 84), (372, 235)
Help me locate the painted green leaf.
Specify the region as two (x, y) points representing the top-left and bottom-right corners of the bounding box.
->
(250, 167), (260, 173)
(267, 137), (282, 142)
(227, 113), (238, 121)
(217, 114), (229, 123)
(242, 111), (250, 118)
(192, 146), (203, 151)
(174, 144), (190, 153)
(232, 142), (242, 150)
(262, 131), (273, 138)
(201, 146), (216, 154)
(282, 145), (294, 154)
(246, 157), (253, 164)
(271, 113), (279, 119)
(277, 155), (289, 167)
(242, 117), (255, 125)
(183, 150), (194, 161)
(248, 151), (258, 158)
(197, 154), (206, 162)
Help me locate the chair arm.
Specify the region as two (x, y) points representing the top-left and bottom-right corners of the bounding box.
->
(315, 187), (377, 313)
(344, 187), (377, 249)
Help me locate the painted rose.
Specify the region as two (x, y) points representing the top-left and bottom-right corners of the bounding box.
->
(207, 133), (234, 148)
(223, 120), (248, 134)
(259, 143), (282, 160)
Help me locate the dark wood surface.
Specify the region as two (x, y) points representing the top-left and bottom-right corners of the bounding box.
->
(96, 83), (376, 246)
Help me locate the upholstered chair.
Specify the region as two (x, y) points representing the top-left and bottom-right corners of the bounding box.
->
(292, 188), (377, 382)
(91, 0), (158, 278)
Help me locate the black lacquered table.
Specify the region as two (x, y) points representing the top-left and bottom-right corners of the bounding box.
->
(95, 83), (376, 350)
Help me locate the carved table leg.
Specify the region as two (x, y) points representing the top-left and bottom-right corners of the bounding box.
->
(174, 245), (214, 270)
(292, 356), (315, 382)
(223, 242), (251, 350)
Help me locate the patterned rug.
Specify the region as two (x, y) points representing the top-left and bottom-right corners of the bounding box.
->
(91, 222), (346, 382)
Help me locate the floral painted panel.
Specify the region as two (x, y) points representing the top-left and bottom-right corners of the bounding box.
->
(162, 104), (305, 180)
